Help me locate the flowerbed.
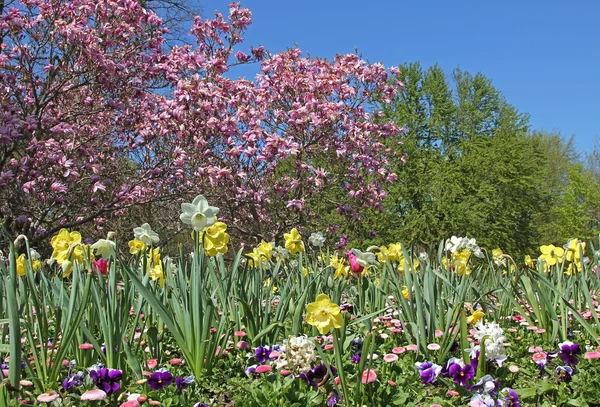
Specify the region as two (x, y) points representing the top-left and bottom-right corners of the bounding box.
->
(2, 196), (600, 406)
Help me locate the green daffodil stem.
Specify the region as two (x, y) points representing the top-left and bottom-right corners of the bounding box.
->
(460, 308), (469, 365)
(6, 240), (21, 392)
(332, 328), (351, 407)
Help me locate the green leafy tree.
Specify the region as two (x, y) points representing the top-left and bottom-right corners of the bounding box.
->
(345, 63), (550, 255)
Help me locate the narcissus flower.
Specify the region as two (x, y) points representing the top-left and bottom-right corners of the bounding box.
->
(539, 244), (564, 267)
(492, 248), (505, 267)
(51, 229), (82, 265)
(284, 228), (305, 255)
(305, 294), (344, 334)
(329, 254), (349, 279)
(180, 194), (219, 231)
(128, 239), (146, 254)
(91, 239), (116, 258)
(565, 239), (585, 262)
(16, 254), (42, 276)
(133, 223), (159, 246)
(309, 232), (326, 247)
(202, 221), (229, 256)
(149, 265), (165, 288)
(524, 255), (535, 268)
(467, 310), (485, 325)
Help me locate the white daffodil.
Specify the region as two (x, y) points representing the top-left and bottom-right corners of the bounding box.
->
(133, 223), (159, 245)
(180, 194), (219, 231)
(350, 248), (377, 268)
(308, 232), (326, 247)
(90, 239), (116, 258)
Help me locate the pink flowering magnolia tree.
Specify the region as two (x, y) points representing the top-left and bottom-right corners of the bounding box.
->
(0, 0), (404, 245)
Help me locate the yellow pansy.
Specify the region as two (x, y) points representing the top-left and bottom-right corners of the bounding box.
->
(305, 294), (344, 335)
(284, 228), (305, 255)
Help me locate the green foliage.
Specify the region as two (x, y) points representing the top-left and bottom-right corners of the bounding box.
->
(327, 62), (599, 256)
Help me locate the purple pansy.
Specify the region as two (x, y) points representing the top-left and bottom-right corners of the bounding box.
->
(327, 393), (340, 406)
(501, 388), (521, 407)
(147, 368), (174, 390)
(448, 362), (474, 387)
(556, 365), (574, 382)
(62, 372), (84, 392)
(88, 367), (122, 395)
(254, 346), (270, 363)
(558, 341), (581, 366)
(415, 361), (441, 384)
(175, 375), (195, 393)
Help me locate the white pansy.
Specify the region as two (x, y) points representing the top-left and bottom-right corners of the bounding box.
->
(308, 232), (326, 247)
(179, 194), (219, 231)
(90, 239), (116, 258)
(133, 223), (159, 245)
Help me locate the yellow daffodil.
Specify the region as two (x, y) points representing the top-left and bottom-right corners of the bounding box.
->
(305, 294), (344, 335)
(149, 264), (165, 287)
(398, 257), (419, 273)
(329, 254), (349, 279)
(565, 239), (585, 263)
(51, 229), (82, 265)
(128, 239), (146, 254)
(466, 310), (485, 324)
(16, 254), (42, 277)
(284, 228), (305, 255)
(524, 255), (535, 268)
(264, 278), (278, 294)
(148, 247), (161, 265)
(402, 285), (410, 300)
(202, 221), (229, 256)
(377, 243), (403, 263)
(246, 248), (261, 267)
(566, 262), (583, 276)
(257, 240), (273, 261)
(540, 244), (564, 266)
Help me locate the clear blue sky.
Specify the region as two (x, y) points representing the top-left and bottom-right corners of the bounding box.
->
(198, 1), (599, 155)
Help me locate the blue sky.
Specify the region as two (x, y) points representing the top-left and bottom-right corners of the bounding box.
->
(198, 1), (599, 154)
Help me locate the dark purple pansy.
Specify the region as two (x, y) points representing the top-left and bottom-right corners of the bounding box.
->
(175, 375), (195, 393)
(254, 346), (270, 363)
(448, 363), (474, 387)
(558, 341), (581, 366)
(327, 392), (340, 406)
(501, 388), (521, 407)
(88, 367), (122, 395)
(556, 365), (574, 382)
(147, 368), (174, 390)
(61, 372), (83, 392)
